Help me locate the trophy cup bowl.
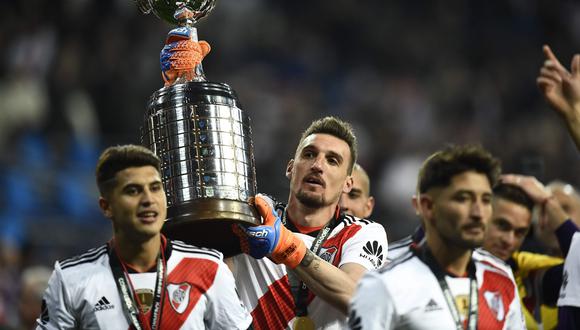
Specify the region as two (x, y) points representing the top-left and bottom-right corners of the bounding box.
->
(137, 0), (260, 256)
(135, 0), (216, 25)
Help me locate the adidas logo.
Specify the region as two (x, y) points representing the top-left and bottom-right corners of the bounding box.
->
(424, 298), (442, 312)
(360, 241), (384, 268)
(93, 296), (114, 312)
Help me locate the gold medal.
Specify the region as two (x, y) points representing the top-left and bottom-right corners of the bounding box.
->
(293, 316), (315, 330)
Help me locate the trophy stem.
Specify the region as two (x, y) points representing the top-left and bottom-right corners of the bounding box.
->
(174, 5), (207, 82)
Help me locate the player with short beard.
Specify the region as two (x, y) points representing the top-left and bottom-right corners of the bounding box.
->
(349, 144), (525, 330)
(231, 117), (388, 330)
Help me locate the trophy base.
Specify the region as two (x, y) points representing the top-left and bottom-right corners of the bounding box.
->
(162, 199), (260, 257)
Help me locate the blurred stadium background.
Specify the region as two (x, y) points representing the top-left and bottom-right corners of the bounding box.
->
(1, 0), (580, 325)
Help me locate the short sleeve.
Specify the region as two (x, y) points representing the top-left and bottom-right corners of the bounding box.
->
(340, 222), (388, 270)
(348, 271), (395, 330)
(559, 232), (580, 308)
(36, 262), (76, 329)
(204, 260), (252, 330)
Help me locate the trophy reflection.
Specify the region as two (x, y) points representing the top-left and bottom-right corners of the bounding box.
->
(136, 0), (259, 256)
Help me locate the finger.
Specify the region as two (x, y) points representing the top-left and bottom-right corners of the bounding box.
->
(543, 45), (563, 67)
(198, 40), (211, 57)
(499, 174), (521, 184)
(254, 195), (277, 225)
(543, 45), (571, 78)
(537, 77), (556, 92)
(540, 67), (563, 83)
(572, 54), (580, 77)
(162, 70), (177, 87)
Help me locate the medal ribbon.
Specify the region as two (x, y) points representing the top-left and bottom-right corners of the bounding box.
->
(416, 244), (478, 330)
(283, 207), (341, 318)
(109, 239), (167, 330)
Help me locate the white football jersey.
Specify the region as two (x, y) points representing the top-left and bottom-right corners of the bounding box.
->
(36, 240), (252, 329)
(349, 248), (525, 330)
(558, 232), (580, 308)
(232, 212), (388, 330)
(385, 235), (413, 263)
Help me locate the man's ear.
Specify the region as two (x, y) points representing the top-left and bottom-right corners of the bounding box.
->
(285, 159), (294, 180)
(412, 194), (421, 216)
(418, 194), (434, 223)
(364, 196), (375, 219)
(343, 175), (353, 193)
(99, 196), (113, 219)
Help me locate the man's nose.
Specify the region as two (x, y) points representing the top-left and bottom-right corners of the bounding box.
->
(501, 231), (516, 246)
(311, 155), (324, 171)
(141, 189), (154, 205)
(470, 201), (483, 220)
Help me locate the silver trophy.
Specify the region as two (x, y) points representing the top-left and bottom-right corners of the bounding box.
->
(136, 0), (259, 256)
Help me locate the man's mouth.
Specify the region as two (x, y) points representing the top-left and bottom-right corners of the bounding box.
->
(137, 211), (158, 223)
(463, 224), (485, 233)
(304, 175), (325, 187)
(492, 246), (511, 259)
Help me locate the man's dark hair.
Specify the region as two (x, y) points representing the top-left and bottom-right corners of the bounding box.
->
(298, 116), (357, 174)
(418, 144), (501, 193)
(493, 183), (535, 212)
(96, 145), (161, 196)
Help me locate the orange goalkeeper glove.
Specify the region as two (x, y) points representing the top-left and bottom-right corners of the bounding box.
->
(160, 26), (210, 86)
(233, 194), (306, 269)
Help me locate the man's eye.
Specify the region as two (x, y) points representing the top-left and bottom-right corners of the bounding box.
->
(328, 157), (339, 165)
(497, 222), (510, 231)
(126, 187), (139, 195)
(303, 151), (314, 158)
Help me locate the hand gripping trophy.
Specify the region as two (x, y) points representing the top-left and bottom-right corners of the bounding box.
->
(135, 0), (259, 256)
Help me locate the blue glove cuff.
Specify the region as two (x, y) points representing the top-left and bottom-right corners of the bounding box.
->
(167, 27), (193, 41)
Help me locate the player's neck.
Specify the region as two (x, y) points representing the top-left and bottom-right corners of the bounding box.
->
(286, 197), (337, 228)
(113, 233), (162, 273)
(426, 233), (472, 277)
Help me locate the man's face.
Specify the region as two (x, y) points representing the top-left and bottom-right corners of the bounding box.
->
(483, 198), (532, 261)
(287, 133), (353, 209)
(422, 171), (493, 249)
(340, 167), (374, 218)
(99, 166), (167, 241)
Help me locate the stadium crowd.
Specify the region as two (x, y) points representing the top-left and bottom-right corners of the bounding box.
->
(2, 0), (580, 329)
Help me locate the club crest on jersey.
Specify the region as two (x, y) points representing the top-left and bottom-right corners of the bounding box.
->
(319, 246), (338, 264)
(167, 282), (191, 314)
(484, 291), (505, 321)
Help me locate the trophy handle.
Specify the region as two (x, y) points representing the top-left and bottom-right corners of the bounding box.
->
(134, 0), (153, 15)
(174, 3), (207, 83)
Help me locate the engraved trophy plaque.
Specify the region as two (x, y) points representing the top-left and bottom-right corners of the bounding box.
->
(136, 0), (259, 256)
